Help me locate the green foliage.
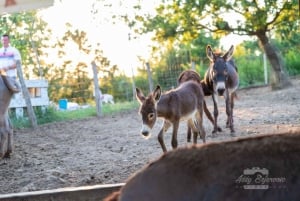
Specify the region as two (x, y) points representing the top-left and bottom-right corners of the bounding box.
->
(109, 74), (133, 101)
(9, 106), (58, 128)
(233, 41), (265, 86)
(236, 55), (266, 87)
(0, 11), (51, 78)
(34, 106), (58, 124)
(43, 24), (119, 103)
(130, 0), (299, 88)
(0, 12), (125, 103)
(190, 32), (219, 62)
(272, 30), (300, 76)
(134, 71), (152, 95)
(284, 50), (300, 76)
(142, 0), (298, 44)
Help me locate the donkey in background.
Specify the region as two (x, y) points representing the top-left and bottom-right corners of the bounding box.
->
(136, 81), (206, 152)
(203, 45), (239, 134)
(177, 69), (221, 141)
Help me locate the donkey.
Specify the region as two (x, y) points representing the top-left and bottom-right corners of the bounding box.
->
(136, 80), (206, 152)
(177, 69), (221, 140)
(104, 130), (300, 201)
(203, 45), (239, 134)
(0, 75), (14, 159)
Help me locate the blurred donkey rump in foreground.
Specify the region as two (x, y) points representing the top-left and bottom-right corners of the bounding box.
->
(104, 130), (300, 201)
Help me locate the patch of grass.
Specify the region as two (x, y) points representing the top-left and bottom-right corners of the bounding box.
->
(101, 101), (138, 114)
(10, 101), (139, 129)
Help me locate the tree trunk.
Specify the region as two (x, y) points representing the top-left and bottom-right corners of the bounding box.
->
(256, 32), (291, 89)
(91, 61), (102, 118)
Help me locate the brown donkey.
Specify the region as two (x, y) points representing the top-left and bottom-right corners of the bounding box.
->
(104, 130), (300, 201)
(177, 69), (221, 141)
(136, 80), (206, 152)
(0, 75), (14, 159)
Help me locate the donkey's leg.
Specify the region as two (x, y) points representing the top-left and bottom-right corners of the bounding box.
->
(211, 94), (219, 134)
(225, 90), (230, 128)
(187, 119), (198, 144)
(186, 126), (192, 142)
(197, 104), (206, 143)
(230, 92), (235, 133)
(7, 117), (13, 157)
(203, 99), (222, 133)
(171, 121), (180, 150)
(189, 102), (206, 144)
(225, 92), (235, 135)
(158, 120), (172, 152)
(0, 128), (8, 159)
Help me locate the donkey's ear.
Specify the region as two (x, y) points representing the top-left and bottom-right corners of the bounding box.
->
(223, 45), (234, 61)
(136, 88), (145, 104)
(153, 85), (162, 102)
(206, 45), (215, 61)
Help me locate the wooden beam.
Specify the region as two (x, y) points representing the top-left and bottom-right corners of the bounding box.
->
(0, 183), (124, 201)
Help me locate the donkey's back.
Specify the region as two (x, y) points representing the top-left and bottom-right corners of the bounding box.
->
(104, 130), (300, 201)
(157, 81), (203, 119)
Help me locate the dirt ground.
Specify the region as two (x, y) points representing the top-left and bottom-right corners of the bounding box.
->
(0, 78), (300, 194)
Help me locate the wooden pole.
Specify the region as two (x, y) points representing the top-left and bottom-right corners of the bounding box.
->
(91, 61), (102, 117)
(16, 60), (37, 129)
(263, 53), (268, 85)
(191, 61), (195, 70)
(145, 62), (153, 92)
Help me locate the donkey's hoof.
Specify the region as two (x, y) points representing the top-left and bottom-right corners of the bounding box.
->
(217, 127), (222, 132)
(4, 152), (11, 158)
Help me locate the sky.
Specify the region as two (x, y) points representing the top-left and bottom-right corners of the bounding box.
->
(38, 0), (246, 76)
(39, 0), (159, 76)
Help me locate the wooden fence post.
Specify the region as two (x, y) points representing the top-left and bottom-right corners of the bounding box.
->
(191, 61), (195, 70)
(145, 62), (153, 93)
(91, 61), (102, 117)
(16, 60), (38, 129)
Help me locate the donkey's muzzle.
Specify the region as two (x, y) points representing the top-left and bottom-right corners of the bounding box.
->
(141, 130), (149, 137)
(217, 88), (225, 96)
(141, 130), (152, 139)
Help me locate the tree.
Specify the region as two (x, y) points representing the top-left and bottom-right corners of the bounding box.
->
(139, 0), (298, 89)
(44, 23), (117, 102)
(0, 11), (51, 79)
(273, 26), (300, 76)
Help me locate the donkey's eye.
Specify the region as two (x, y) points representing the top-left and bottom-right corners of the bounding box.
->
(148, 113), (155, 120)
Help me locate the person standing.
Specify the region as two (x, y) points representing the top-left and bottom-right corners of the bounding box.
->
(0, 34), (21, 93)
